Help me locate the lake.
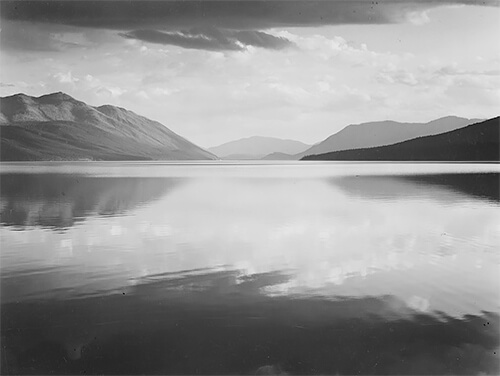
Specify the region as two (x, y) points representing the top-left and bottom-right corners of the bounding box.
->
(1, 162), (499, 375)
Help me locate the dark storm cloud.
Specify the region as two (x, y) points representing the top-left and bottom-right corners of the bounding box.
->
(0, 1), (394, 30)
(0, 21), (60, 51)
(1, 1), (498, 51)
(3, 0), (497, 30)
(0, 20), (90, 52)
(121, 27), (293, 51)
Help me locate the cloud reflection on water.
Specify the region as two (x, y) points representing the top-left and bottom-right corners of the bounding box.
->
(1, 167), (499, 374)
(1, 173), (499, 319)
(2, 268), (499, 375)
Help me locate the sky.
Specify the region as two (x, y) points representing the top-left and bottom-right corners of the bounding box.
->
(1, 0), (499, 147)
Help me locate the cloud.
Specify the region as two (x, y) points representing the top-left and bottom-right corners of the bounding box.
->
(434, 64), (500, 76)
(121, 27), (293, 51)
(2, 1), (497, 30)
(234, 30), (294, 50)
(377, 65), (420, 86)
(53, 71), (79, 84)
(0, 20), (95, 52)
(1, 1), (497, 51)
(121, 29), (241, 52)
(0, 21), (60, 51)
(405, 10), (432, 25)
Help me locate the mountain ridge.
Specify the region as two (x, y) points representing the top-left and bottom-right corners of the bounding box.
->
(295, 116), (483, 159)
(0, 92), (216, 161)
(208, 135), (310, 159)
(302, 117), (499, 162)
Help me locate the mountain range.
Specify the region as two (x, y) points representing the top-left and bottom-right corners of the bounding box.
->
(0, 92), (216, 161)
(1, 92), (496, 162)
(265, 116), (482, 160)
(207, 136), (310, 160)
(302, 117), (499, 162)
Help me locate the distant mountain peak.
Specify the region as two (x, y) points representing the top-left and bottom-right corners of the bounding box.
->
(241, 135), (293, 141)
(350, 120), (400, 127)
(428, 115), (466, 122)
(208, 135), (310, 159)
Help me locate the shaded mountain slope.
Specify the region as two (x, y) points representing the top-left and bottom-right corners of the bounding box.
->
(0, 92), (216, 161)
(302, 117), (499, 161)
(296, 116), (482, 159)
(208, 136), (309, 159)
(261, 152), (296, 160)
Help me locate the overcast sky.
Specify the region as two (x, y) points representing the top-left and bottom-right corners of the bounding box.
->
(1, 0), (499, 147)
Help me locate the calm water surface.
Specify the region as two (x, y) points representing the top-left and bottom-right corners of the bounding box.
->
(1, 162), (499, 374)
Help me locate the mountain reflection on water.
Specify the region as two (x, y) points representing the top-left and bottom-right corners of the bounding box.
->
(0, 174), (181, 229)
(1, 163), (499, 375)
(332, 173), (500, 203)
